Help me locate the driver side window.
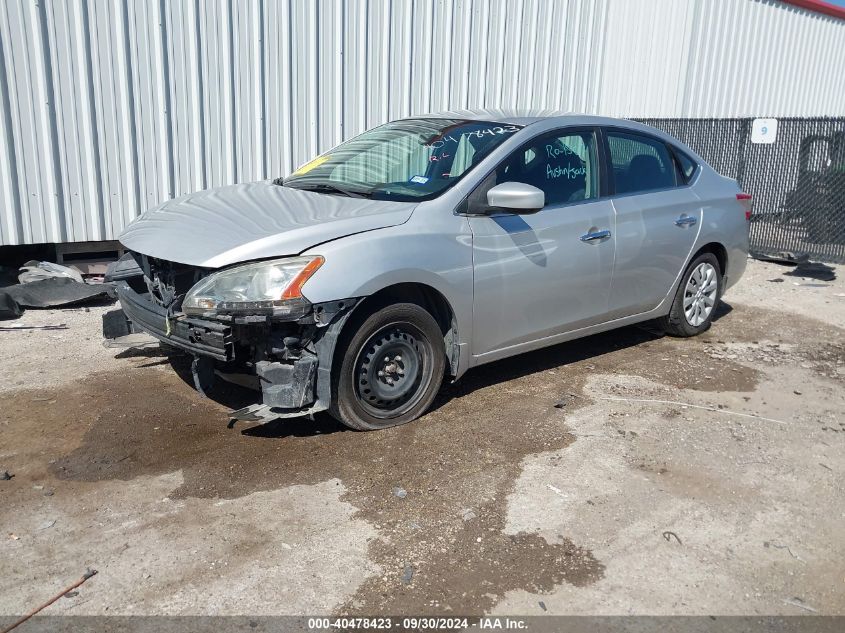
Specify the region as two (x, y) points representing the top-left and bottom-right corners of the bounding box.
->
(508, 130), (599, 205)
(467, 129), (599, 212)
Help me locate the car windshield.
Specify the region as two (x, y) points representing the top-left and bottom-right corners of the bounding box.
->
(281, 118), (522, 201)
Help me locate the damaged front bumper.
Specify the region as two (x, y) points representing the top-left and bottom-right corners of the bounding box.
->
(112, 281), (233, 360)
(105, 276), (356, 421)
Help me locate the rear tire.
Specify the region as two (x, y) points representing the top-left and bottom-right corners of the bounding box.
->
(329, 302), (446, 430)
(658, 252), (723, 337)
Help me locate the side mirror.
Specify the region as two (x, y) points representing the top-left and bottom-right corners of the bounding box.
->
(486, 182), (545, 214)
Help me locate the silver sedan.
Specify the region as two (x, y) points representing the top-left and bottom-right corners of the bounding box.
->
(110, 110), (750, 430)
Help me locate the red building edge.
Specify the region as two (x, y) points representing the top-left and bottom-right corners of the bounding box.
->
(781, 0), (845, 20)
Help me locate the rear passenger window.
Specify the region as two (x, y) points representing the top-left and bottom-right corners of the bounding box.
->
(674, 150), (697, 182)
(607, 132), (677, 194)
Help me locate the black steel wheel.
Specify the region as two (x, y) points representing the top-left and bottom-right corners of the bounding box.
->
(330, 302), (446, 430)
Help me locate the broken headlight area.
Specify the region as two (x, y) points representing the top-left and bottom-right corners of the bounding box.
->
(182, 256), (323, 319)
(105, 251), (356, 418)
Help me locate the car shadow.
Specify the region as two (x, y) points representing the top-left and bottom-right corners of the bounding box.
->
(429, 300), (733, 413)
(136, 301), (733, 439)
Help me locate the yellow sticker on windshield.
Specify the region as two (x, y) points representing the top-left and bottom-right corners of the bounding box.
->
(292, 154), (331, 176)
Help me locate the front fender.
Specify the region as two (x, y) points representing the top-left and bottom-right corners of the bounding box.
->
(299, 222), (475, 377)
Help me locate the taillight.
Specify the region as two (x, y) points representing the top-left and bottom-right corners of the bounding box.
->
(737, 192), (752, 221)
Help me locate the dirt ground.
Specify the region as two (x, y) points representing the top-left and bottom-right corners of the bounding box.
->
(0, 258), (843, 616)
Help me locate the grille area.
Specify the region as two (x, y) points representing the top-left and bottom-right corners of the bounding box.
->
(130, 252), (210, 312)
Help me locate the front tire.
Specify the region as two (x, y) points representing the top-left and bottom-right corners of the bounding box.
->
(659, 252), (723, 337)
(329, 302), (446, 430)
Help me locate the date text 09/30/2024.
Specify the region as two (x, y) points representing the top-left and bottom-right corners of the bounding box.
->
(307, 617), (528, 630)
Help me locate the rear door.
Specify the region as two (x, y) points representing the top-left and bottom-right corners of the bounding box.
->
(468, 128), (615, 357)
(604, 130), (702, 319)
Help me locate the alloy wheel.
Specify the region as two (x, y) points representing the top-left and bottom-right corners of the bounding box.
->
(683, 262), (718, 327)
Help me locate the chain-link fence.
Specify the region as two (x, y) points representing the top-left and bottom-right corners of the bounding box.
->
(638, 117), (845, 264)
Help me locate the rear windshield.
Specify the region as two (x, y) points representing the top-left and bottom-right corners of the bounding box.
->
(282, 118), (522, 202)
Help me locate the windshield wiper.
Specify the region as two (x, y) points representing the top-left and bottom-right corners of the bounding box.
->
(283, 182), (371, 199)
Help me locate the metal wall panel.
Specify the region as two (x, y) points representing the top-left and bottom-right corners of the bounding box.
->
(1, 0), (844, 246)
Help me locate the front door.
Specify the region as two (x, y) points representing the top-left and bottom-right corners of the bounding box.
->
(468, 128), (615, 358)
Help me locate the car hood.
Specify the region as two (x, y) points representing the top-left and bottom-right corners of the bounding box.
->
(119, 181), (416, 268)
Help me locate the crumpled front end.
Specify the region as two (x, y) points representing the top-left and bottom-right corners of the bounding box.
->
(103, 252), (356, 419)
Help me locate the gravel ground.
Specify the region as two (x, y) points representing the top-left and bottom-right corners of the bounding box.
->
(0, 257), (843, 616)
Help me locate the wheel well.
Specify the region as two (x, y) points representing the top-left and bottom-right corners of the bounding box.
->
(694, 242), (728, 276)
(351, 283), (459, 375)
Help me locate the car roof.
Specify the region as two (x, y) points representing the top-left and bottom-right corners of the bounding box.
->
(402, 109), (700, 160)
(407, 108), (633, 127)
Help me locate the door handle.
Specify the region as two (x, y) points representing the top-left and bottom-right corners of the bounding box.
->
(675, 215), (697, 227)
(580, 229), (611, 243)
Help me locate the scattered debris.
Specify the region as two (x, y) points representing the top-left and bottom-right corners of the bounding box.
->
(662, 531), (683, 545)
(782, 597), (818, 613)
(0, 295), (23, 318)
(62, 591), (79, 599)
(401, 564), (414, 585)
(0, 278), (114, 321)
(755, 252), (807, 265)
(101, 332), (157, 349)
(1, 471), (13, 481)
(767, 278), (784, 283)
(18, 261), (85, 285)
(8, 534), (19, 541)
(546, 484), (566, 499)
(408, 521), (422, 530)
(393, 487), (407, 499)
(0, 568), (97, 633)
(37, 520), (56, 531)
(0, 324), (69, 332)
(793, 390), (802, 395)
(538, 601), (547, 612)
(818, 463), (832, 471)
(764, 541), (804, 562)
(553, 393), (580, 409)
(460, 508), (477, 522)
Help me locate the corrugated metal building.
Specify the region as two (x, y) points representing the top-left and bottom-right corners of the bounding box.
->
(1, 0), (844, 247)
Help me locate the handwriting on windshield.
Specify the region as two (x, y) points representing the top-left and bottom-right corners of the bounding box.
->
(425, 125), (519, 149)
